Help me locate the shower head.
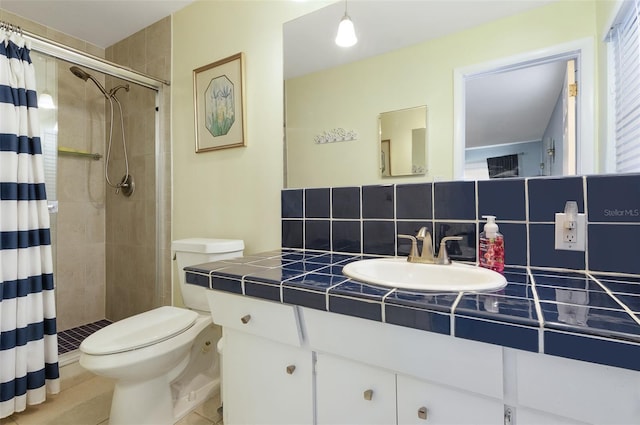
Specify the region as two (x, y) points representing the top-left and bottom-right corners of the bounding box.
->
(69, 66), (110, 99)
(69, 66), (90, 81)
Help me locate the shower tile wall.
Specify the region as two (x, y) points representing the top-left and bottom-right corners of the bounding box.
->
(56, 62), (108, 330)
(105, 17), (172, 321)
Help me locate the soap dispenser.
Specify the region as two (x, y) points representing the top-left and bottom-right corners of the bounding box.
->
(479, 215), (504, 273)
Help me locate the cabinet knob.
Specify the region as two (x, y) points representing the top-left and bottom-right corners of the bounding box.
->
(286, 365), (296, 375)
(418, 406), (428, 420)
(363, 389), (373, 401)
(240, 314), (251, 324)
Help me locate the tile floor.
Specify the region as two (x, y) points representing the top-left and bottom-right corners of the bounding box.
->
(57, 320), (112, 355)
(5, 360), (223, 425)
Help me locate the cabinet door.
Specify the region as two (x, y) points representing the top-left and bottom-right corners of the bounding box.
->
(517, 407), (589, 425)
(397, 374), (504, 425)
(516, 350), (640, 424)
(316, 353), (396, 425)
(222, 328), (313, 425)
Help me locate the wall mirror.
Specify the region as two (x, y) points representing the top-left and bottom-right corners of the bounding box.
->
(379, 106), (427, 177)
(284, 0), (608, 189)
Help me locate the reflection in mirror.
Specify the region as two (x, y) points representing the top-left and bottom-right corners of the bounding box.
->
(463, 58), (575, 180)
(379, 106), (427, 177)
(453, 37), (595, 180)
(285, 1), (606, 189)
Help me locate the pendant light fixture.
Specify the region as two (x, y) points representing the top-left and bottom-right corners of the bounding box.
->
(335, 0), (357, 47)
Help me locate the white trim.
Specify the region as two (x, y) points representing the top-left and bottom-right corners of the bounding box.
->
(453, 37), (595, 180)
(605, 43), (617, 173)
(601, 0), (626, 42)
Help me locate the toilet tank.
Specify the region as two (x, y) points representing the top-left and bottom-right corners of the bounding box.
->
(172, 238), (244, 312)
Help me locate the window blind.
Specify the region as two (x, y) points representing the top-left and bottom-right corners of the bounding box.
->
(612, 0), (640, 173)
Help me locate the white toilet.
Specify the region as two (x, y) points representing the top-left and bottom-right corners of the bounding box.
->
(79, 238), (244, 425)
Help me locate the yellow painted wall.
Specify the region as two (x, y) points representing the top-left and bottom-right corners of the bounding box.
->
(171, 0), (329, 304)
(172, 0), (326, 248)
(286, 0), (600, 187)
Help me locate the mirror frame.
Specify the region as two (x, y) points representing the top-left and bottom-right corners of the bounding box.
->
(453, 37), (595, 179)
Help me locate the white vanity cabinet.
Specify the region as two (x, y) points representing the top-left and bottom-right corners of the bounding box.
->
(513, 350), (640, 425)
(396, 374), (505, 424)
(206, 290), (640, 425)
(316, 353), (397, 425)
(315, 352), (505, 425)
(515, 407), (589, 425)
(208, 291), (313, 425)
(304, 307), (506, 425)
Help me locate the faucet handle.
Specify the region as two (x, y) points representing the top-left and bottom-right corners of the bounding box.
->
(398, 234), (418, 261)
(437, 236), (463, 265)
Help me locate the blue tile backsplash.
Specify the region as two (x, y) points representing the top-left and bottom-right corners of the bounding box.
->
(433, 181), (476, 220)
(528, 176), (585, 221)
(177, 173), (640, 375)
(586, 174), (640, 223)
(305, 188), (330, 218)
(282, 174), (640, 275)
(362, 185), (395, 219)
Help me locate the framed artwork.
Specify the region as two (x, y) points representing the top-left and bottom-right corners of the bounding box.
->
(193, 52), (246, 152)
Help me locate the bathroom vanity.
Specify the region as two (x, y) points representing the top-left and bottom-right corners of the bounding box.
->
(187, 249), (640, 425)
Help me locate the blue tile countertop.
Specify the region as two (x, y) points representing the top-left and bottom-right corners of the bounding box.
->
(185, 249), (640, 372)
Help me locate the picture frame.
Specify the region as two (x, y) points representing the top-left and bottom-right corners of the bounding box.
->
(193, 52), (246, 152)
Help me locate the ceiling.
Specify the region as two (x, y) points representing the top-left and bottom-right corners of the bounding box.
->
(1, 0), (195, 48)
(284, 0), (556, 80)
(465, 60), (568, 149)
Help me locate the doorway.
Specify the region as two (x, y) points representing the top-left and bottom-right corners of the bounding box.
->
(453, 38), (595, 180)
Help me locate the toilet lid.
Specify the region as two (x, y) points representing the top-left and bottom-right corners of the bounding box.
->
(80, 306), (199, 355)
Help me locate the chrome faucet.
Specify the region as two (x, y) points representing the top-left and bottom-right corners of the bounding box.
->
(398, 227), (463, 265)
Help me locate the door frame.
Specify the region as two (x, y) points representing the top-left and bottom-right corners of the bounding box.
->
(453, 37), (595, 180)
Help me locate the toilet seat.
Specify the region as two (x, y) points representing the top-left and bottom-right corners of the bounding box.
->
(81, 306), (198, 355)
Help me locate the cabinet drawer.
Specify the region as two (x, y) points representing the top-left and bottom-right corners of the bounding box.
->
(207, 290), (302, 346)
(516, 350), (640, 424)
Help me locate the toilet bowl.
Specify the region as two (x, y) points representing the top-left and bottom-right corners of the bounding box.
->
(79, 238), (243, 425)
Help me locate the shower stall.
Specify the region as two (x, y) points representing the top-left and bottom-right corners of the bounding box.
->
(29, 29), (171, 363)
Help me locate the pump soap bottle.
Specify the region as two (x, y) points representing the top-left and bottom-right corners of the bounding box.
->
(479, 215), (504, 273)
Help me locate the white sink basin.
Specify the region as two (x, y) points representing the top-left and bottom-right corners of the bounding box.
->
(342, 258), (507, 292)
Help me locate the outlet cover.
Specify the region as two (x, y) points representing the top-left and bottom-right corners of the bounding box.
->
(554, 212), (586, 251)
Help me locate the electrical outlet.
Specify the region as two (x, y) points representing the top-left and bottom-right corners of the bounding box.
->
(554, 212), (586, 251)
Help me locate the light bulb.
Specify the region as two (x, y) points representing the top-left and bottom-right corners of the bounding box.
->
(335, 14), (357, 47)
(39, 92), (56, 109)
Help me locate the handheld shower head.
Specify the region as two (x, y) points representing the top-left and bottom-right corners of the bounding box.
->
(69, 66), (110, 99)
(69, 66), (90, 81)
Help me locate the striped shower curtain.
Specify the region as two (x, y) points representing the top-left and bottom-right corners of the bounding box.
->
(0, 32), (60, 418)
